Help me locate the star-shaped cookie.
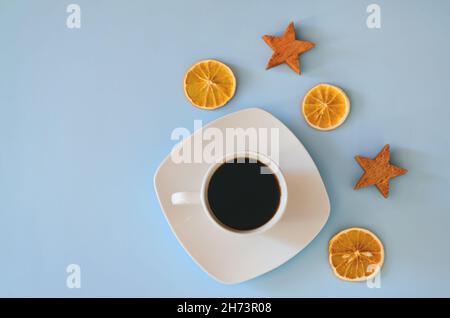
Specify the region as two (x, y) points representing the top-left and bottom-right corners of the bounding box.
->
(262, 22), (315, 74)
(354, 144), (408, 198)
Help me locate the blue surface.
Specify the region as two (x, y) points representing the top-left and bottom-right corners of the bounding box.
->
(1, 0), (450, 297)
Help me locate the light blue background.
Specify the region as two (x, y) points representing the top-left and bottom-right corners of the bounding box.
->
(1, 0), (450, 297)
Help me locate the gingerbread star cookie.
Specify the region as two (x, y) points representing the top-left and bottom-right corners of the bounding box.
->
(354, 144), (408, 198)
(262, 22), (315, 75)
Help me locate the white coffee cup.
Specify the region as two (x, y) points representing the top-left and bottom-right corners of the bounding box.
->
(171, 151), (288, 235)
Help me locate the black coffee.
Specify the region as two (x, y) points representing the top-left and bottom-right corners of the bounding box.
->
(207, 157), (281, 231)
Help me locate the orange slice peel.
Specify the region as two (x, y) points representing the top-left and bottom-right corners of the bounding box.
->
(302, 83), (350, 130)
(328, 227), (384, 282)
(183, 59), (236, 110)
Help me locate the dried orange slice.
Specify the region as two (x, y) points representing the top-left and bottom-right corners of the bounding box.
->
(302, 84), (350, 130)
(329, 227), (384, 282)
(184, 60), (236, 110)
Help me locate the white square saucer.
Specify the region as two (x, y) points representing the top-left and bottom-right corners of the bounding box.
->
(154, 108), (330, 284)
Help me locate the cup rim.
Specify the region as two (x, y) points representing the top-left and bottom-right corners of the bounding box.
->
(200, 151), (288, 236)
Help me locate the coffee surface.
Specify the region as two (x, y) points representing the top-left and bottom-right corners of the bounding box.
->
(207, 158), (281, 231)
